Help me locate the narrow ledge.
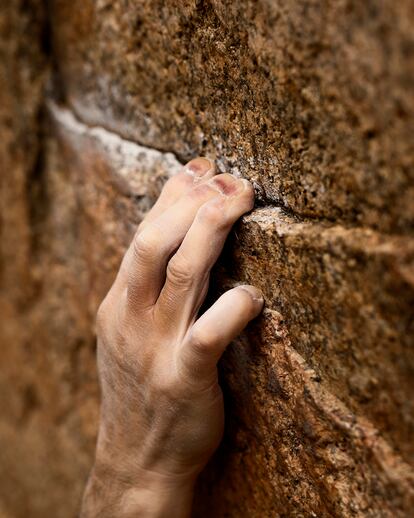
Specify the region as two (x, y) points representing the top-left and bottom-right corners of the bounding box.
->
(48, 101), (414, 254)
(242, 206), (414, 253)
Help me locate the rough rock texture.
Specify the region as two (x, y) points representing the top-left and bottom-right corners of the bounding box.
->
(1, 0), (414, 517)
(50, 0), (414, 233)
(194, 211), (414, 516)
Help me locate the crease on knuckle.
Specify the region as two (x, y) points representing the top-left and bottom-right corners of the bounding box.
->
(132, 226), (161, 265)
(166, 255), (194, 288)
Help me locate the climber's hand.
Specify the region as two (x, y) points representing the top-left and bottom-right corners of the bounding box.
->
(81, 157), (264, 517)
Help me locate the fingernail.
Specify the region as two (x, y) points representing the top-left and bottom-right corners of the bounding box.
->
(210, 175), (245, 196)
(238, 285), (264, 305)
(241, 178), (253, 191)
(185, 157), (214, 178)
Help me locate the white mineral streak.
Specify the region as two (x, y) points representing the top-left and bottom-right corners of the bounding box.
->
(48, 101), (183, 193)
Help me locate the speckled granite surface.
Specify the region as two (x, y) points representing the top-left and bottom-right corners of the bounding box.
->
(0, 1), (413, 516)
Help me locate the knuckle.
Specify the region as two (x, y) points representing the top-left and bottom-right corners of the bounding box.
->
(170, 171), (194, 189)
(166, 255), (194, 287)
(132, 226), (162, 264)
(96, 295), (125, 346)
(189, 328), (214, 356)
(96, 297), (111, 333)
(97, 287), (136, 336)
(198, 202), (227, 227)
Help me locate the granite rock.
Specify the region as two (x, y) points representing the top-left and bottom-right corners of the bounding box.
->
(0, 1), (413, 517)
(50, 0), (414, 232)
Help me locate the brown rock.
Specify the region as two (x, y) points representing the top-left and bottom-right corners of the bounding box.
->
(1, 1), (414, 517)
(194, 310), (414, 517)
(194, 209), (414, 516)
(50, 0), (414, 232)
(230, 207), (414, 464)
(1, 100), (183, 516)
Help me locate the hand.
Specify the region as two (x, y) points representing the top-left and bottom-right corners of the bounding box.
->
(81, 157), (264, 517)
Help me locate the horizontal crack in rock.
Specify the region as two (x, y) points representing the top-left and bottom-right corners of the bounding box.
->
(48, 101), (414, 251)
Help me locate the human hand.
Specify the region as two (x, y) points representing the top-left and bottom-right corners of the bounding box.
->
(81, 157), (264, 517)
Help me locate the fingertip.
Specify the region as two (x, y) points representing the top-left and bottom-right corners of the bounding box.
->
(239, 178), (255, 211)
(241, 178), (254, 194)
(182, 284), (265, 375)
(184, 157), (216, 179)
(237, 284), (265, 314)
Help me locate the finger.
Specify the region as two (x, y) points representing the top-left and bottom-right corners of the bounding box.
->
(156, 179), (254, 327)
(178, 285), (264, 383)
(126, 174), (242, 310)
(113, 157), (216, 290)
(139, 157), (216, 230)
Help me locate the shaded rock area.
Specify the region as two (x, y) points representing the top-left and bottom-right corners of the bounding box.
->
(0, 1), (413, 517)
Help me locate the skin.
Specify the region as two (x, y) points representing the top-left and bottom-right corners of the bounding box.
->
(81, 157), (264, 517)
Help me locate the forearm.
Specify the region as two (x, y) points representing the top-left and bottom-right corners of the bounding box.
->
(81, 462), (195, 518)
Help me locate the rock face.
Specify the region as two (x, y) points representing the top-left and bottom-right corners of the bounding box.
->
(51, 0), (414, 233)
(0, 1), (413, 517)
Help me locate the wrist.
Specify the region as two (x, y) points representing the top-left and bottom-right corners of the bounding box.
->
(94, 416), (201, 485)
(81, 451), (196, 518)
(115, 474), (195, 518)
